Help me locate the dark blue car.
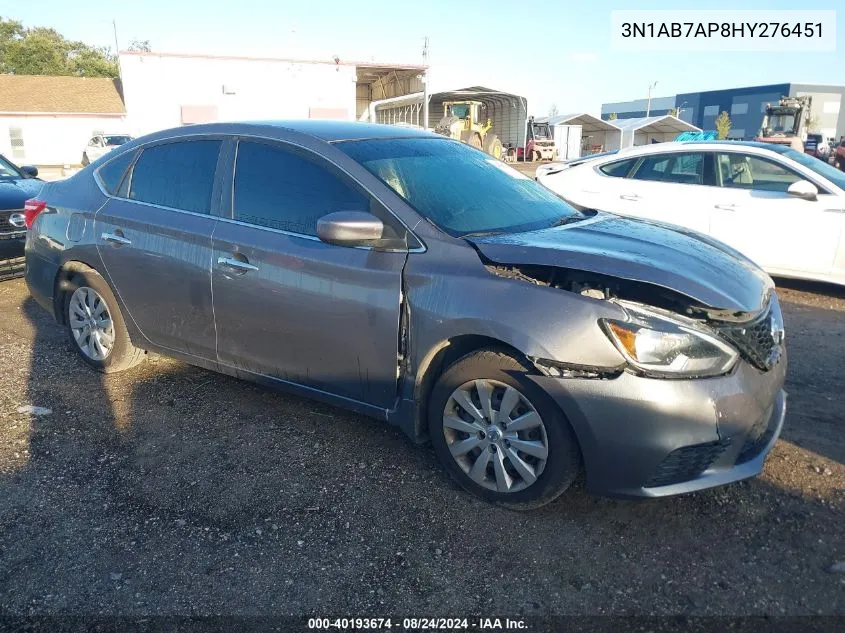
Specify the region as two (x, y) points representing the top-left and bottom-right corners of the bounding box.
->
(0, 154), (42, 279)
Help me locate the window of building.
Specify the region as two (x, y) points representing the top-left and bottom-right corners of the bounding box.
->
(703, 105), (720, 116)
(9, 127), (24, 159)
(730, 103), (748, 115)
(233, 140), (370, 237)
(128, 140), (221, 213)
(727, 129), (746, 139)
(823, 100), (841, 114)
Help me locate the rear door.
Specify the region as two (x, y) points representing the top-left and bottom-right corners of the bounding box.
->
(709, 151), (845, 276)
(94, 138), (225, 358)
(616, 151), (714, 234)
(211, 138), (408, 408)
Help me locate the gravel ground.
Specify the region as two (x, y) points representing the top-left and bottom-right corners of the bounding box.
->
(0, 276), (843, 619)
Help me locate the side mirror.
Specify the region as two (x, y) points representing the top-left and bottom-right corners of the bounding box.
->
(21, 165), (38, 178)
(787, 180), (818, 201)
(317, 211), (384, 247)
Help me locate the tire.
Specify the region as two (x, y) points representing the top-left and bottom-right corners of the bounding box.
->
(81, 152), (90, 166)
(835, 157), (843, 171)
(428, 349), (582, 509)
(63, 270), (146, 373)
(483, 134), (503, 160)
(461, 131), (483, 150)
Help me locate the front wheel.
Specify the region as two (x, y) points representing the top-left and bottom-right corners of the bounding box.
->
(428, 349), (581, 509)
(64, 270), (146, 373)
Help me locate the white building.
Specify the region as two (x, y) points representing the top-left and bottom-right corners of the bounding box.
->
(0, 75), (128, 166)
(119, 50), (427, 136)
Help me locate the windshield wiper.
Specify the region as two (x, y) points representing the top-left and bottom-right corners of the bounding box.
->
(458, 229), (507, 239)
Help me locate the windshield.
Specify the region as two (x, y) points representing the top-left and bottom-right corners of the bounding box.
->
(766, 114), (796, 134)
(337, 138), (582, 237)
(0, 154), (23, 179)
(765, 145), (845, 191)
(532, 124), (551, 139)
(104, 135), (132, 146)
(449, 105), (470, 119)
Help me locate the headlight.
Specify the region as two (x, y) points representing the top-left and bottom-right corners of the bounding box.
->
(600, 303), (738, 378)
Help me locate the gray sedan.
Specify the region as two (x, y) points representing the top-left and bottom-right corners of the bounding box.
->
(24, 121), (786, 508)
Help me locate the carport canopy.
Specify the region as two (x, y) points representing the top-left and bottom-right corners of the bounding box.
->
(615, 115), (701, 147)
(537, 113), (622, 153)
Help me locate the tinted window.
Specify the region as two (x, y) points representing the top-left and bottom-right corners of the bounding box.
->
(632, 153), (704, 185)
(97, 150), (135, 195)
(129, 141), (221, 213)
(716, 153), (801, 192)
(233, 141), (369, 236)
(599, 158), (636, 177)
(337, 138), (583, 237)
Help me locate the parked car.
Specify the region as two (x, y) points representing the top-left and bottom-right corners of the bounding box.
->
(834, 138), (845, 171)
(804, 133), (829, 161)
(81, 134), (134, 166)
(0, 153), (43, 280)
(25, 122), (786, 508)
(538, 141), (845, 287)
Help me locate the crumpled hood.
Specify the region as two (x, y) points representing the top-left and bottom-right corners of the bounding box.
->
(0, 178), (44, 211)
(468, 214), (773, 314)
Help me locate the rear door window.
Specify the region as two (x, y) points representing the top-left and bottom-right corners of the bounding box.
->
(632, 153), (704, 185)
(128, 140), (222, 214)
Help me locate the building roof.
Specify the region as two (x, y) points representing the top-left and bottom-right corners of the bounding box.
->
(0, 75), (125, 115)
(613, 115), (700, 134)
(539, 113), (620, 133)
(119, 50), (427, 71)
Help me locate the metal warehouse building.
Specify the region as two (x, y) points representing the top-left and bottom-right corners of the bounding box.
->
(119, 50), (428, 136)
(602, 83), (845, 141)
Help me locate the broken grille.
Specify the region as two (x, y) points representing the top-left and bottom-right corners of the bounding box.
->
(715, 302), (782, 372)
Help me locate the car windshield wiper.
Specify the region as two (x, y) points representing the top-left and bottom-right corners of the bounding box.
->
(551, 213), (589, 227)
(458, 229), (508, 239)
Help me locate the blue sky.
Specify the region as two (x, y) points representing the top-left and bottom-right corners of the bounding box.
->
(6, 0), (843, 115)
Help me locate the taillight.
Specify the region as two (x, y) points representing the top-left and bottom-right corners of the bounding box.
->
(24, 199), (47, 229)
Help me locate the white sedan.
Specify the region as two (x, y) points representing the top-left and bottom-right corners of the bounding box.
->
(81, 134), (133, 166)
(537, 141), (845, 287)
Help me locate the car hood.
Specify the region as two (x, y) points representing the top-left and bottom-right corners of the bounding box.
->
(0, 178), (44, 211)
(468, 214), (773, 314)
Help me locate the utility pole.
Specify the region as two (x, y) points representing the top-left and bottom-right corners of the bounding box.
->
(112, 19), (122, 82)
(422, 36), (429, 130)
(646, 80), (658, 118)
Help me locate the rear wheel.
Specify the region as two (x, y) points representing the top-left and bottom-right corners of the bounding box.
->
(64, 270), (145, 373)
(484, 134), (503, 160)
(428, 349), (581, 509)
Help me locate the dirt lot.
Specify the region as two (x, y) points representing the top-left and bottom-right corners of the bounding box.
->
(0, 275), (843, 619)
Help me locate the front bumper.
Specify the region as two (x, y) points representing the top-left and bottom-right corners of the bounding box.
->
(531, 352), (787, 498)
(0, 233), (25, 280)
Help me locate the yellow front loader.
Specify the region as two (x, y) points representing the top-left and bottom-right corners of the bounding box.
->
(434, 100), (503, 159)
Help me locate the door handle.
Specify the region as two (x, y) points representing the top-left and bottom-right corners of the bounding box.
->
(620, 194), (640, 201)
(217, 256), (259, 273)
(8, 213), (26, 229)
(101, 231), (132, 246)
(714, 204), (737, 211)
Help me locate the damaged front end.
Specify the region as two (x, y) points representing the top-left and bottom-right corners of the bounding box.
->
(484, 261), (784, 380)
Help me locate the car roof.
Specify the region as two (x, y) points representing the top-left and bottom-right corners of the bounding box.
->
(600, 140), (797, 159)
(139, 120), (436, 143)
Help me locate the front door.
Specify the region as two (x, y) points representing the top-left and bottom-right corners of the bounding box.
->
(709, 151), (845, 277)
(95, 138), (224, 358)
(211, 138), (407, 408)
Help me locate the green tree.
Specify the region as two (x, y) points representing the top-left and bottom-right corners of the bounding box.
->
(607, 112), (617, 120)
(0, 16), (118, 77)
(715, 111), (732, 139)
(668, 107), (680, 117)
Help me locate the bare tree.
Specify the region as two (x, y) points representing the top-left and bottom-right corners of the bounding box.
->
(128, 39), (151, 52)
(548, 103), (559, 118)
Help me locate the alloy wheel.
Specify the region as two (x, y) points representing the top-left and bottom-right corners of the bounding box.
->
(68, 286), (115, 361)
(442, 379), (549, 493)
